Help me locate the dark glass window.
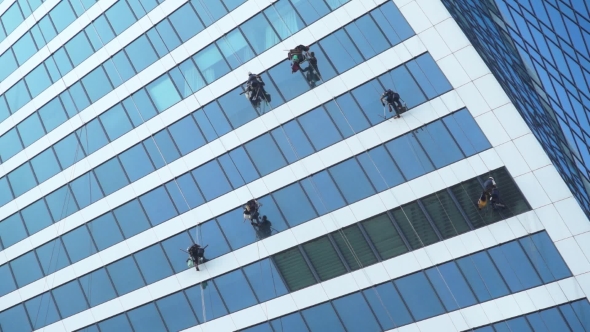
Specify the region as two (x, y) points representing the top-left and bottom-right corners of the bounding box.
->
(273, 247), (316, 292)
(392, 202), (439, 249)
(302, 237), (347, 281)
(332, 225), (377, 270)
(362, 213), (408, 259)
(421, 191), (470, 239)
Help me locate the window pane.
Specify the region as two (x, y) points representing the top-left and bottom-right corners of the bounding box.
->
(0, 177), (13, 207)
(10, 252), (43, 287)
(345, 15), (390, 59)
(392, 202), (439, 249)
(447, 109), (491, 153)
(100, 104), (133, 141)
(302, 236), (347, 281)
(53, 133), (85, 170)
(69, 171), (103, 209)
(79, 268), (117, 307)
(324, 94), (370, 137)
(302, 303), (346, 332)
(240, 14), (278, 54)
(134, 244), (173, 284)
(450, 178), (492, 229)
(270, 312), (309, 332)
(303, 172), (346, 214)
(273, 247), (316, 292)
(168, 115), (206, 155)
(217, 208), (257, 250)
(245, 134), (287, 177)
(459, 251), (509, 302)
(495, 241), (542, 290)
(127, 303), (168, 332)
(0, 263), (17, 297)
(0, 129), (23, 162)
(415, 121), (464, 168)
(332, 225), (377, 270)
(193, 44), (230, 84)
(9, 162), (37, 197)
(21, 200), (53, 237)
(31, 149), (61, 184)
(379, 66), (426, 109)
(571, 300), (590, 329)
(218, 154), (245, 189)
(319, 30), (363, 73)
(0, 214), (27, 249)
(217, 29), (255, 69)
(94, 158), (129, 195)
(36, 238), (70, 275)
(18, 113), (45, 147)
(175, 173), (205, 209)
(0, 304), (31, 332)
(539, 307), (571, 331)
(98, 314), (133, 332)
(156, 292), (198, 331)
(362, 213), (408, 259)
(217, 88), (258, 129)
(147, 75), (181, 112)
(559, 304), (585, 332)
(530, 232), (571, 280)
(414, 54), (452, 95)
(333, 293), (381, 332)
(214, 270), (257, 312)
(426, 261), (477, 311)
(185, 283), (228, 321)
(298, 107), (342, 151)
(119, 144), (155, 182)
(195, 220), (231, 260)
(386, 134), (434, 180)
(82, 67), (113, 102)
(421, 191), (470, 239)
(394, 272), (445, 321)
(267, 59), (309, 101)
(139, 187), (178, 226)
(358, 147), (404, 191)
(168, 3), (203, 42)
(364, 282), (413, 329)
(243, 258), (288, 302)
(192, 160), (232, 200)
(88, 213), (123, 250)
(107, 256), (145, 295)
(329, 159), (375, 203)
(62, 226), (96, 263)
(52, 280), (88, 318)
(272, 121), (314, 162)
(24, 293), (60, 329)
(272, 183), (317, 227)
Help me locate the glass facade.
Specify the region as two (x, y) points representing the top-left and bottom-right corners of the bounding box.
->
(441, 0), (590, 218)
(0, 0), (586, 331)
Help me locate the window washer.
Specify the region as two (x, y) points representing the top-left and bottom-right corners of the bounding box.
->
(301, 51), (320, 86)
(490, 186), (505, 210)
(381, 89), (404, 118)
(253, 215), (273, 239)
(288, 45), (310, 73)
(186, 243), (208, 271)
(243, 199), (262, 225)
(243, 72), (270, 105)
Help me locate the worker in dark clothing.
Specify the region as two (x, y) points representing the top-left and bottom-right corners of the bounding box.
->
(253, 215), (273, 239)
(187, 244), (207, 271)
(478, 177), (502, 211)
(288, 45), (310, 73)
(244, 72), (270, 105)
(243, 199), (262, 225)
(490, 187), (505, 210)
(301, 51), (320, 87)
(381, 89), (404, 118)
(483, 177), (495, 194)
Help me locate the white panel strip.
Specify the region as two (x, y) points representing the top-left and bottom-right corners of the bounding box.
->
(0, 0), (60, 56)
(0, 148), (500, 310)
(0, 38), (426, 262)
(37, 207), (550, 332)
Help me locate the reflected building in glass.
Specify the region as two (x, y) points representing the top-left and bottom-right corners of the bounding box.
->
(0, 0), (590, 331)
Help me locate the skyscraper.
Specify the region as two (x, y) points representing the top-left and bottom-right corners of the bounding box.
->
(0, 0), (589, 331)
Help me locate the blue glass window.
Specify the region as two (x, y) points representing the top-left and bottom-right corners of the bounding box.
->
(69, 172), (103, 209)
(10, 252), (43, 287)
(38, 98), (67, 133)
(0, 214), (27, 250)
(65, 33), (94, 66)
(147, 75), (182, 112)
(114, 200), (151, 238)
(139, 187), (178, 226)
(156, 292), (198, 331)
(127, 90), (158, 122)
(386, 134), (434, 180)
(168, 3), (203, 42)
(364, 282), (413, 329)
(217, 88), (258, 129)
(126, 36), (158, 73)
(414, 54), (452, 95)
(98, 314), (133, 332)
(128, 303), (168, 332)
(0, 305), (31, 332)
(217, 29), (255, 69)
(106, 1), (136, 34)
(21, 201), (52, 239)
(192, 160), (232, 200)
(217, 208), (257, 250)
(79, 268), (117, 307)
(302, 302), (346, 332)
(185, 283), (228, 321)
(270, 312), (309, 332)
(240, 14), (279, 54)
(272, 121), (314, 162)
(329, 159), (375, 203)
(0, 263), (17, 297)
(359, 146), (404, 190)
(272, 183), (317, 227)
(426, 262), (477, 310)
(155, 20), (181, 52)
(303, 172), (346, 214)
(490, 241), (542, 291)
(379, 66), (426, 109)
(445, 109), (491, 154)
(100, 104), (133, 141)
(168, 115), (205, 155)
(36, 238), (70, 275)
(195, 220), (231, 260)
(333, 293), (381, 332)
(24, 293), (60, 329)
(53, 134), (85, 169)
(45, 186), (78, 221)
(119, 144), (155, 182)
(530, 232), (571, 280)
(218, 154), (246, 189)
(175, 173), (205, 209)
(62, 225), (96, 263)
(17, 113), (45, 147)
(457, 251), (509, 302)
(8, 163), (36, 197)
(320, 29), (364, 73)
(0, 177), (13, 207)
(243, 258), (288, 302)
(0, 128), (23, 162)
(52, 280), (88, 318)
(161, 232), (193, 273)
(290, 0), (329, 25)
(395, 272), (445, 321)
(245, 134), (287, 176)
(30, 150), (61, 186)
(134, 244), (173, 284)
(298, 107), (342, 151)
(94, 158), (129, 195)
(107, 256), (145, 295)
(82, 67), (113, 102)
(415, 121), (464, 168)
(88, 213), (124, 250)
(193, 44), (230, 84)
(214, 270), (257, 312)
(203, 102), (231, 137)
